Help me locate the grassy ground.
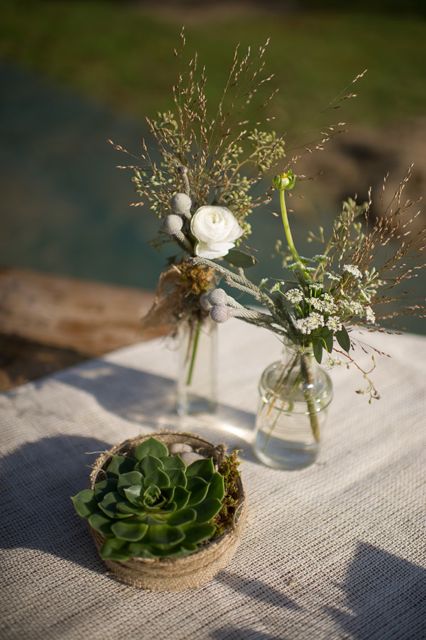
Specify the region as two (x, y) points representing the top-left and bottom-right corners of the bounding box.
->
(1, 1), (425, 139)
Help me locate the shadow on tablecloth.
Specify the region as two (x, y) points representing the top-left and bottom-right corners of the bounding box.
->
(0, 434), (110, 575)
(326, 541), (426, 639)
(43, 359), (260, 464)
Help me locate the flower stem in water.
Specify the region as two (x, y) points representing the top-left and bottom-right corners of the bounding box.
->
(186, 318), (202, 387)
(300, 352), (321, 443)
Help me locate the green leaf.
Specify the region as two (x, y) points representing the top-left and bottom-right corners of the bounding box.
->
(336, 326), (351, 352)
(71, 489), (97, 518)
(160, 455), (185, 472)
(322, 328), (334, 353)
(123, 485), (143, 505)
(105, 455), (135, 477)
(100, 538), (130, 561)
(146, 524), (185, 548)
(167, 507), (197, 527)
(205, 473), (225, 502)
(186, 458), (215, 481)
(143, 484), (161, 505)
(142, 490), (166, 511)
(134, 438), (169, 461)
(195, 498), (222, 523)
(145, 468), (170, 490)
(117, 471), (143, 491)
(171, 486), (190, 510)
(182, 523), (216, 545)
(187, 477), (209, 507)
(139, 454), (164, 476)
(88, 513), (113, 536)
(93, 478), (117, 502)
(147, 544), (197, 558)
(127, 543), (156, 558)
(157, 501), (176, 514)
(224, 249), (257, 268)
(116, 500), (141, 515)
(165, 468), (187, 488)
(98, 491), (134, 519)
(313, 340), (323, 364)
(139, 456), (170, 488)
(111, 520), (148, 542)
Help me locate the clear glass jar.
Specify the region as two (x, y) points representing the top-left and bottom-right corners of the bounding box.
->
(176, 316), (218, 416)
(253, 344), (333, 470)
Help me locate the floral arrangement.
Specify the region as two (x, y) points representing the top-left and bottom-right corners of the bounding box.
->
(110, 31), (424, 436)
(195, 169), (425, 441)
(111, 33), (286, 335)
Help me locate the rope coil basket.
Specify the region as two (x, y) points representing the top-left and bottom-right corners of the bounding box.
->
(89, 432), (247, 592)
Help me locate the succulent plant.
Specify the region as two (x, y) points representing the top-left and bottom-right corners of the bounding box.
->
(71, 437), (226, 561)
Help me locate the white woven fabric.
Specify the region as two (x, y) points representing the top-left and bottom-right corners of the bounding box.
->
(1, 320), (425, 639)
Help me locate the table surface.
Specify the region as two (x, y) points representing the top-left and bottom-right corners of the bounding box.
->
(1, 320), (425, 640)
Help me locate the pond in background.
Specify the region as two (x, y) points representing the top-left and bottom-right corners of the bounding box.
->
(0, 63), (423, 335)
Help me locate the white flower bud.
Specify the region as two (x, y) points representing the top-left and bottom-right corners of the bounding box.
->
(210, 305), (231, 323)
(171, 193), (192, 217)
(163, 214), (184, 235)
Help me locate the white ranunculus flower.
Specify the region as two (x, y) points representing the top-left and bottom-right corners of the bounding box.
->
(190, 205), (243, 259)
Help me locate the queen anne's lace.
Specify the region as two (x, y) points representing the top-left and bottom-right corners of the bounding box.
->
(295, 312), (324, 335)
(343, 264), (363, 279)
(284, 288), (304, 304)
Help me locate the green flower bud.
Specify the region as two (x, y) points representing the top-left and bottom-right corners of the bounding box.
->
(273, 170), (296, 192)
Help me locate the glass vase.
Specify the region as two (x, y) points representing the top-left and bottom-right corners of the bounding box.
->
(253, 344), (333, 470)
(176, 316), (218, 416)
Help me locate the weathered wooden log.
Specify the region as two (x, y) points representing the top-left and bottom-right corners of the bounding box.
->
(0, 268), (169, 390)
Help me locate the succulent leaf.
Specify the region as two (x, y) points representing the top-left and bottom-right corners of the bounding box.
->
(171, 486), (190, 510)
(147, 524), (185, 548)
(100, 538), (129, 561)
(165, 468), (187, 488)
(93, 477), (117, 501)
(111, 521), (149, 542)
(183, 523), (216, 544)
(71, 489), (97, 518)
(186, 477), (209, 506)
(134, 437), (169, 460)
(186, 458), (215, 481)
(106, 455), (136, 477)
(71, 437), (230, 561)
(123, 485), (143, 505)
(206, 473), (225, 502)
(88, 512), (113, 536)
(99, 492), (134, 519)
(195, 498), (222, 523)
(167, 507), (197, 526)
(117, 471), (144, 490)
(160, 455), (185, 472)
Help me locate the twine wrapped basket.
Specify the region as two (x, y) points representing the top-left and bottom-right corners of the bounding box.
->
(89, 432), (246, 592)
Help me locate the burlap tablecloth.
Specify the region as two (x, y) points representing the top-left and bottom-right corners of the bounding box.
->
(1, 321), (425, 639)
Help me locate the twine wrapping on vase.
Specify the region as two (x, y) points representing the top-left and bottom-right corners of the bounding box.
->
(89, 432), (247, 592)
(140, 261), (216, 337)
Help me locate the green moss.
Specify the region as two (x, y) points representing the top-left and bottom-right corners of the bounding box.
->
(214, 450), (242, 538)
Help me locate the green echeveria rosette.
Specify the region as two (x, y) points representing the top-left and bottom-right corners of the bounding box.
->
(71, 437), (225, 562)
